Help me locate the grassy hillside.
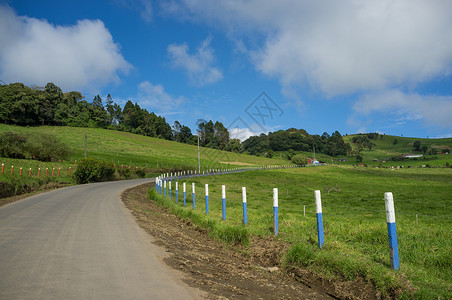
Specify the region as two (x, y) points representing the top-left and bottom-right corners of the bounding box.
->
(154, 165), (452, 298)
(0, 124), (287, 170)
(343, 134), (452, 167)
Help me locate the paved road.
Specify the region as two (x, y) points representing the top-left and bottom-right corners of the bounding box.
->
(0, 179), (203, 299)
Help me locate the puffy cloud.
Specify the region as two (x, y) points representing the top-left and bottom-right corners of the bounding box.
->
(353, 90), (452, 128)
(138, 81), (186, 112)
(167, 36), (223, 85)
(0, 5), (131, 91)
(163, 1), (452, 94)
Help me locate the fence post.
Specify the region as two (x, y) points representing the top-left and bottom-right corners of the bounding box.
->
(222, 185), (226, 220)
(19, 167), (22, 176)
(11, 166), (13, 175)
(273, 188), (278, 236)
(314, 190), (324, 249)
(38, 168), (41, 178)
(1, 163), (3, 174)
(164, 180), (167, 198)
(58, 168), (61, 176)
(52, 168), (55, 177)
(205, 184), (209, 214)
(183, 182), (186, 206)
(29, 168), (31, 176)
(69, 167), (71, 175)
(176, 181), (178, 203)
(385, 192), (400, 270)
(242, 187), (247, 225)
(45, 168), (48, 177)
(192, 182), (196, 209)
(169, 181), (172, 200)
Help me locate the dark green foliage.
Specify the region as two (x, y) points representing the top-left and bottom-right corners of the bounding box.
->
(242, 129), (351, 157)
(0, 182), (15, 198)
(413, 140), (421, 152)
(73, 157), (116, 184)
(291, 153), (307, 165)
(0, 132), (28, 159)
(0, 131), (69, 161)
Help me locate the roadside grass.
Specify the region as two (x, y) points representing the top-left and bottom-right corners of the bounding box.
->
(151, 166), (452, 298)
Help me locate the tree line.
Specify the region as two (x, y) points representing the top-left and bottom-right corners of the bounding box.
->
(242, 128), (351, 158)
(1, 82), (353, 159)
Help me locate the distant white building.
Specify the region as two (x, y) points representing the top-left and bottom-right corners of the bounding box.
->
(402, 154), (423, 158)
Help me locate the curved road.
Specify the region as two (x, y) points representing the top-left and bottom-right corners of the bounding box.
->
(0, 179), (203, 299)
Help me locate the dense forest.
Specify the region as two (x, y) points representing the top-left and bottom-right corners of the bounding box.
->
(242, 129), (351, 158)
(0, 82), (352, 160)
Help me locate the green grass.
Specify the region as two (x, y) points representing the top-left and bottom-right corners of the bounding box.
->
(0, 124), (287, 169)
(0, 124), (287, 198)
(153, 166), (452, 298)
(343, 134), (452, 167)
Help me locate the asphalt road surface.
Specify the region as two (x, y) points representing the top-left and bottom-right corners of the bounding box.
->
(0, 179), (204, 299)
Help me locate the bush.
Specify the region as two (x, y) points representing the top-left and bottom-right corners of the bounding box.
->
(291, 153), (307, 165)
(73, 157), (116, 184)
(0, 132), (27, 159)
(0, 131), (69, 161)
(135, 168), (146, 178)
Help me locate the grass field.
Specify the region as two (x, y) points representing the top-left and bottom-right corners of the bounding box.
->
(342, 134), (452, 167)
(0, 124), (287, 170)
(154, 166), (452, 298)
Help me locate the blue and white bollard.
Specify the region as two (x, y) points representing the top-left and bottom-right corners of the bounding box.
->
(273, 188), (278, 236)
(192, 182), (196, 209)
(205, 184), (209, 214)
(183, 182), (186, 206)
(314, 190), (324, 249)
(169, 181), (172, 201)
(163, 180), (167, 198)
(175, 181), (178, 203)
(385, 192), (400, 270)
(159, 178), (162, 194)
(242, 187), (247, 225)
(222, 185), (226, 220)
(155, 177), (158, 192)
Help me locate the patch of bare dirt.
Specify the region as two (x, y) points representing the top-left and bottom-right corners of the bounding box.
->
(219, 161), (255, 166)
(122, 183), (379, 299)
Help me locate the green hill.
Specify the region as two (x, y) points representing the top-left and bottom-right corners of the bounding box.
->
(343, 134), (452, 167)
(0, 124), (287, 170)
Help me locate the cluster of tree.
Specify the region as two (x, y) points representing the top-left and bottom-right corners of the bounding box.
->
(0, 82), (243, 154)
(412, 140), (429, 154)
(242, 128), (351, 157)
(351, 135), (376, 151)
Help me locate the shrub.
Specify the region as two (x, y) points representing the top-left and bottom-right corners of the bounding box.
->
(291, 153), (307, 165)
(0, 132), (27, 159)
(0, 131), (69, 161)
(73, 157), (116, 184)
(135, 168), (146, 178)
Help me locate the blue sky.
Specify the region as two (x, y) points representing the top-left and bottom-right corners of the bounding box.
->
(1, 0), (452, 140)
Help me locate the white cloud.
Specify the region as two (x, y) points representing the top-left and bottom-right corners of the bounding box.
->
(167, 36), (223, 85)
(164, 0), (452, 96)
(137, 81), (186, 112)
(0, 5), (131, 92)
(229, 127), (258, 142)
(353, 90), (452, 128)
